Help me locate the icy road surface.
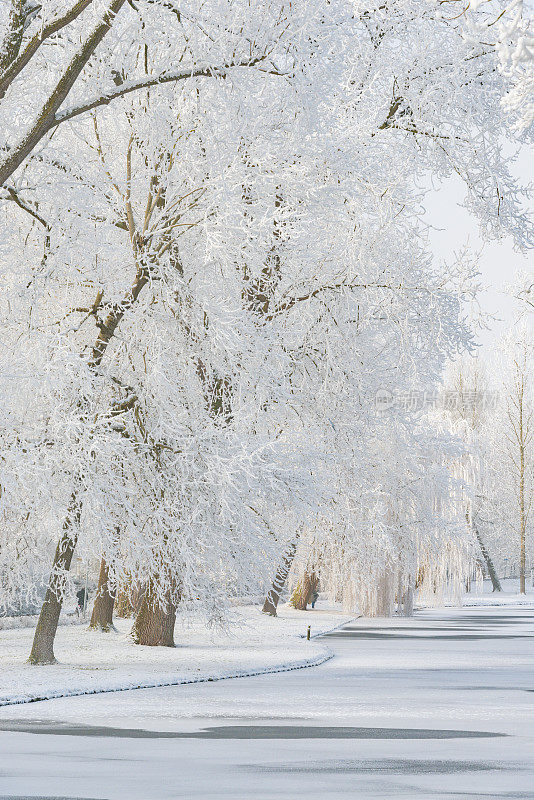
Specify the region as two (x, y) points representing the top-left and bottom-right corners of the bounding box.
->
(0, 604), (533, 799)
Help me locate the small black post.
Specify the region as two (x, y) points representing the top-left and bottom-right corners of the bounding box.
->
(306, 625), (311, 641)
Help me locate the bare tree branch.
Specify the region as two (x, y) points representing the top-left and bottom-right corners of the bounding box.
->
(3, 185), (50, 228)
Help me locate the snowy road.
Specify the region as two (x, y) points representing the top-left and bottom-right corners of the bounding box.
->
(0, 604), (533, 800)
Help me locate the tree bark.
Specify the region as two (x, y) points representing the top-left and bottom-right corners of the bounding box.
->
(475, 525), (502, 592)
(114, 588), (134, 618)
(89, 558), (116, 631)
(468, 507), (502, 592)
(28, 491), (81, 664)
(400, 585), (414, 616)
(290, 571), (318, 611)
(131, 581), (177, 647)
(114, 580), (144, 617)
(396, 572), (415, 616)
(375, 568), (395, 616)
(262, 537), (299, 616)
(0, 0), (27, 76)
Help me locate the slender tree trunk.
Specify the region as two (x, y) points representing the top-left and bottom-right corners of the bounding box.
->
(519, 429), (526, 594)
(29, 267), (149, 663)
(467, 507), (502, 592)
(89, 558), (116, 631)
(506, 355), (531, 594)
(28, 491), (81, 664)
(131, 581), (177, 647)
(262, 537), (299, 616)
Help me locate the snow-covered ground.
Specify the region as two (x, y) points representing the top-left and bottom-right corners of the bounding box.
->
(0, 602), (353, 706)
(416, 577), (534, 609)
(462, 577), (534, 606)
(0, 602), (533, 799)
(1, 580), (531, 706)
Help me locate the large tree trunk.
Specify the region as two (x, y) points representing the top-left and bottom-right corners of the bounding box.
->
(89, 558), (116, 631)
(131, 581), (177, 647)
(397, 583), (414, 616)
(290, 571), (318, 611)
(262, 537), (299, 616)
(375, 568), (395, 616)
(28, 491), (81, 664)
(395, 571), (414, 616)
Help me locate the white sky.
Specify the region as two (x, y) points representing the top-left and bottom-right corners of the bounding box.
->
(424, 146), (533, 351)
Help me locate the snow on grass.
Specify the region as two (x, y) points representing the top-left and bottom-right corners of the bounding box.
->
(461, 577), (534, 606)
(415, 578), (534, 609)
(0, 602), (354, 706)
(0, 612), (84, 630)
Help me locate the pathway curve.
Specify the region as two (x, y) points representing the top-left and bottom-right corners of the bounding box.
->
(0, 604), (533, 799)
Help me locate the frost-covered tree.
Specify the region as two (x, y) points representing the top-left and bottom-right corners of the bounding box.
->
(441, 318), (534, 595)
(0, 0), (309, 185)
(0, 0), (532, 659)
(439, 356), (503, 591)
(498, 320), (534, 592)
(465, 0), (533, 135)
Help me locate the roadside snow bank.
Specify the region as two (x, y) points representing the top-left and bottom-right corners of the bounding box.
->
(0, 604), (354, 707)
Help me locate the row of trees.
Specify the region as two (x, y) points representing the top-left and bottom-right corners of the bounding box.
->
(0, 0), (532, 662)
(442, 315), (533, 593)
